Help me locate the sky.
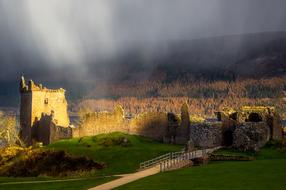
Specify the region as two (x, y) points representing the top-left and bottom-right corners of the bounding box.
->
(0, 0), (286, 81)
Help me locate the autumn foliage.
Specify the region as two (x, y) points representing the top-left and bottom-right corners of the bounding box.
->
(77, 77), (286, 118)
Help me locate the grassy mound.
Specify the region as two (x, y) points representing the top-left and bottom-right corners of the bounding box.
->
(46, 132), (183, 175)
(78, 135), (132, 148)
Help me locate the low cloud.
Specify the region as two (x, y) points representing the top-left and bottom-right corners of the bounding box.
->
(0, 0), (286, 81)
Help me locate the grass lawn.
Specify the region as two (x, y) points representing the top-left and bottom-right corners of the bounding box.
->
(0, 132), (182, 190)
(0, 176), (116, 190)
(115, 147), (286, 190)
(46, 132), (183, 175)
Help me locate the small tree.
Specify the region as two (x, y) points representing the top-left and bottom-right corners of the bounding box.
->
(0, 111), (23, 147)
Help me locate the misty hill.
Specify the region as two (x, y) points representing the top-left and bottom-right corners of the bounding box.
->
(101, 31), (286, 82)
(1, 31), (286, 107)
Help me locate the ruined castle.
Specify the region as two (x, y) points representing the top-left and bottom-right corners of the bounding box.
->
(19, 77), (71, 145)
(19, 78), (283, 150)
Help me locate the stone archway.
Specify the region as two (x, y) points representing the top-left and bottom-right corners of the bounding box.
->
(229, 112), (238, 121)
(223, 130), (233, 146)
(247, 113), (262, 122)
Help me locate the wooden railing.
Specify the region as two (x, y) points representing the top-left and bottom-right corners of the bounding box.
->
(139, 147), (221, 172)
(139, 152), (173, 170)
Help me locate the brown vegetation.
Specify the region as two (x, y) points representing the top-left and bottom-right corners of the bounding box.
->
(77, 77), (286, 118)
(0, 147), (104, 177)
(0, 111), (22, 147)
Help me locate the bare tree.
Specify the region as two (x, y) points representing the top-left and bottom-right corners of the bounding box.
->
(0, 111), (23, 147)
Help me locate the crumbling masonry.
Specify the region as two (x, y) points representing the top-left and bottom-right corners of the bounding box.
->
(19, 78), (283, 150)
(19, 77), (71, 145)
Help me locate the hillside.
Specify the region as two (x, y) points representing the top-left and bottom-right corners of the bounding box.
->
(46, 132), (182, 175)
(1, 31), (286, 107)
(0, 133), (182, 189)
(98, 31), (286, 82)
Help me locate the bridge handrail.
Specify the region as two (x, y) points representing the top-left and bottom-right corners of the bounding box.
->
(139, 146), (222, 170)
(159, 146), (222, 172)
(140, 150), (185, 169)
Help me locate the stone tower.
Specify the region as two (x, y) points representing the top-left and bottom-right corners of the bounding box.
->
(19, 76), (70, 145)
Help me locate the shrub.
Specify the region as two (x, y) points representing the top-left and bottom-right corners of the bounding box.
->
(0, 149), (104, 177)
(97, 136), (132, 147)
(264, 140), (282, 148)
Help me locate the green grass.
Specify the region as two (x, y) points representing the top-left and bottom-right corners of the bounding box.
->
(213, 148), (256, 157)
(46, 132), (182, 175)
(0, 176), (116, 190)
(116, 147), (286, 190)
(0, 133), (182, 190)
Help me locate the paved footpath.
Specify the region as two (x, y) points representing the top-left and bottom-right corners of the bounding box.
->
(88, 166), (160, 190)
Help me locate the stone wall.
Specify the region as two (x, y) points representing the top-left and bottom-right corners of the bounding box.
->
(129, 112), (168, 141)
(266, 112), (283, 140)
(73, 104), (197, 144)
(31, 90), (69, 128)
(18, 77), (282, 148)
(73, 105), (127, 137)
(50, 125), (72, 144)
(74, 105), (238, 148)
(176, 103), (190, 144)
(19, 77), (70, 145)
(217, 106), (283, 141)
(74, 104), (280, 149)
(32, 113), (72, 145)
(32, 114), (51, 145)
(233, 122), (270, 152)
(74, 109), (170, 141)
(19, 91), (32, 144)
(189, 122), (223, 148)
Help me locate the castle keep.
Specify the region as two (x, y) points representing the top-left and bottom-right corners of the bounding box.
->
(19, 77), (71, 145)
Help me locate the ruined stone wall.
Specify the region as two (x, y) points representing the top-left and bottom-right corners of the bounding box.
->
(189, 122), (223, 148)
(74, 109), (169, 141)
(217, 106), (283, 141)
(74, 104), (229, 145)
(19, 91), (32, 144)
(19, 77), (281, 147)
(75, 110), (127, 137)
(233, 122), (270, 152)
(164, 113), (180, 143)
(176, 103), (190, 144)
(129, 112), (168, 141)
(50, 125), (72, 144)
(31, 113), (72, 145)
(19, 77), (70, 145)
(31, 90), (69, 128)
(32, 114), (52, 145)
(266, 112), (283, 140)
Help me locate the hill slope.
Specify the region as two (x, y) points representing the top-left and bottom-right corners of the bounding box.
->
(1, 31), (286, 107)
(105, 31), (286, 82)
(46, 132), (182, 175)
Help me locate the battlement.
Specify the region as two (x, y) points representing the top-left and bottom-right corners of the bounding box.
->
(20, 76), (65, 93)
